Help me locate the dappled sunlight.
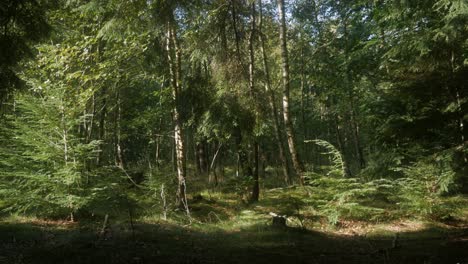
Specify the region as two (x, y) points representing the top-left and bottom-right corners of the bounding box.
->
(1, 214), (467, 264)
(1, 0), (467, 262)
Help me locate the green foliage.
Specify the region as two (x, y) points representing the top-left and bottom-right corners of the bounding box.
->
(359, 149), (405, 180)
(0, 0), (467, 231)
(306, 172), (464, 225)
(144, 168), (179, 218)
(0, 0), (51, 102)
(306, 139), (345, 177)
(222, 176), (255, 202)
(306, 177), (391, 224)
(0, 92), (97, 217)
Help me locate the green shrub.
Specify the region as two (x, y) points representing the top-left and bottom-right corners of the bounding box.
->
(305, 171), (463, 225)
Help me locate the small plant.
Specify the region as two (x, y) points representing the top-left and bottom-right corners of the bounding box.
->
(305, 139), (346, 177)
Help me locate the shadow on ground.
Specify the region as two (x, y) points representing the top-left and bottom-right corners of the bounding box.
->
(0, 218), (467, 264)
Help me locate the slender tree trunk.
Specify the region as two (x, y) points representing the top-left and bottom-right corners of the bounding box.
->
(155, 91), (163, 169)
(196, 138), (208, 175)
(208, 142), (222, 186)
(450, 50), (467, 164)
(83, 94), (95, 183)
(234, 126), (253, 180)
(195, 142), (201, 174)
(60, 99), (68, 165)
(277, 0), (305, 184)
(259, 0), (291, 185)
(343, 19), (365, 170)
(349, 100), (365, 168)
(88, 95), (95, 143)
(260, 149), (267, 179)
(230, 0), (244, 70)
(97, 86), (107, 165)
(219, 8), (229, 62)
(166, 20), (188, 212)
(115, 91), (124, 169)
(96, 37), (105, 166)
(252, 141), (260, 201)
(61, 97), (74, 221)
(248, 2), (260, 202)
(300, 40), (309, 165)
(155, 133), (160, 168)
(171, 137), (176, 172)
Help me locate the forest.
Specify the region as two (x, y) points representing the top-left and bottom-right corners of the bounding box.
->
(0, 0), (467, 263)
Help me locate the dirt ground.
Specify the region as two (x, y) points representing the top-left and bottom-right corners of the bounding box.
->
(1, 218), (467, 264)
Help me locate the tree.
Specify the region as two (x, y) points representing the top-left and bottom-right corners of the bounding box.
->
(277, 0), (305, 184)
(258, 0), (291, 185)
(166, 13), (188, 211)
(0, 0), (50, 109)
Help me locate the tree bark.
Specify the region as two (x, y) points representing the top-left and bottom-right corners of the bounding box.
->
(196, 139), (208, 175)
(248, 2), (260, 202)
(96, 37), (106, 166)
(259, 0), (291, 185)
(230, 0), (245, 73)
(277, 0), (305, 184)
(166, 20), (188, 212)
(97, 86), (107, 166)
(299, 38), (309, 166)
(115, 91), (124, 169)
(208, 142), (222, 186)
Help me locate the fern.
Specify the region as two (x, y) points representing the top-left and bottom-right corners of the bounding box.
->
(305, 139), (346, 177)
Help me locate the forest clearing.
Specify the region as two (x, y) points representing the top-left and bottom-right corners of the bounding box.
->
(0, 0), (467, 263)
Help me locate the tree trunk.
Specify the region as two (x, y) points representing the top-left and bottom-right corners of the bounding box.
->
(155, 133), (160, 168)
(230, 0), (245, 72)
(208, 142), (222, 186)
(277, 0), (305, 184)
(251, 141), (260, 201)
(300, 39), (309, 167)
(234, 126), (253, 180)
(97, 86), (107, 165)
(197, 139), (208, 175)
(60, 99), (68, 165)
(342, 18), (365, 170)
(259, 0), (291, 185)
(166, 20), (188, 212)
(450, 50), (467, 164)
(349, 100), (365, 169)
(195, 142), (201, 174)
(96, 37), (106, 166)
(248, 2), (260, 202)
(115, 91), (124, 169)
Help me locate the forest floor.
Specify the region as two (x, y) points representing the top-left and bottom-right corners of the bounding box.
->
(1, 184), (467, 264)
